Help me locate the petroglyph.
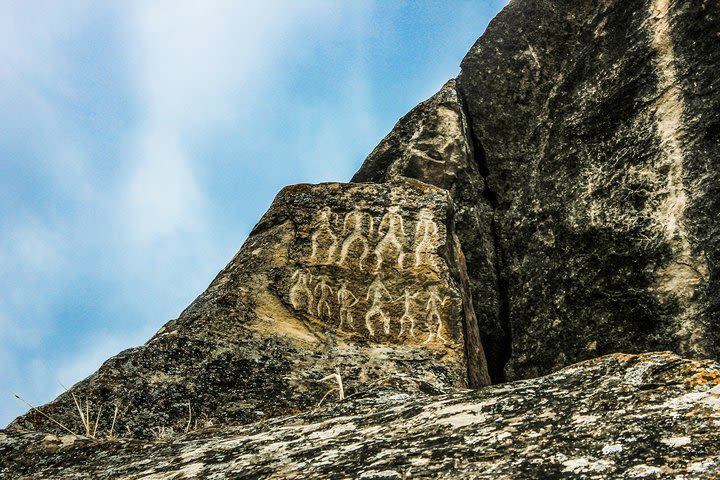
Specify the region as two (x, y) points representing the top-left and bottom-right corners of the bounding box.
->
(309, 207), (338, 264)
(365, 276), (393, 336)
(395, 289), (420, 338)
(414, 208), (441, 269)
(337, 280), (358, 330)
(424, 286), (449, 344)
(339, 206), (374, 270)
(374, 206), (406, 272)
(285, 196), (458, 347)
(289, 269), (315, 314)
(314, 275), (334, 319)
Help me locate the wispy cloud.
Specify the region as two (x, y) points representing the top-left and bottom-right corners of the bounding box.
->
(123, 129), (204, 243)
(0, 0), (377, 425)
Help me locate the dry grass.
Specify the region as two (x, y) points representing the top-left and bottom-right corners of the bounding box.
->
(318, 372), (345, 406)
(14, 390), (123, 440)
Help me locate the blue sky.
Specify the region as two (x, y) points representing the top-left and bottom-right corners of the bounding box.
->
(0, 0), (507, 426)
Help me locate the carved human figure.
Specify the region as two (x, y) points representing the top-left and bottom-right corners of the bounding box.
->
(423, 286), (449, 344)
(364, 276), (392, 336)
(394, 288), (420, 338)
(289, 269), (314, 314)
(374, 205), (406, 272)
(309, 207), (338, 264)
(339, 206), (374, 270)
(413, 208), (441, 269)
(314, 275), (334, 319)
(337, 280), (358, 330)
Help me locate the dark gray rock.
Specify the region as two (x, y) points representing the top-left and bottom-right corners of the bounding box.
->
(457, 0), (720, 379)
(8, 180), (489, 438)
(3, 352), (719, 479)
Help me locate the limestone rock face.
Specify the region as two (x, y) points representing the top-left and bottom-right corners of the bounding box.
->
(457, 0), (720, 379)
(3, 353), (719, 479)
(353, 79), (506, 383)
(9, 179), (489, 438)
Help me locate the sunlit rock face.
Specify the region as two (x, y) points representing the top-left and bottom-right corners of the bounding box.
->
(8, 179), (489, 438)
(353, 80), (506, 383)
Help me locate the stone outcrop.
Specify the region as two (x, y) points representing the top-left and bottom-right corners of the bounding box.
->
(3, 353), (720, 479)
(9, 180), (489, 438)
(352, 80), (506, 383)
(3, 0), (720, 477)
(456, 0), (720, 379)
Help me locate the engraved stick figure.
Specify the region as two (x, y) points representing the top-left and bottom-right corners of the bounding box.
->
(310, 207), (338, 264)
(394, 289), (420, 338)
(314, 275), (334, 319)
(364, 276), (392, 336)
(423, 286), (449, 344)
(337, 280), (358, 330)
(374, 205), (406, 272)
(289, 269), (314, 314)
(413, 209), (440, 269)
(339, 206), (374, 270)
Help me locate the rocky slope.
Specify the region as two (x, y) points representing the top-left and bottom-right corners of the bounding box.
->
(2, 0), (719, 477)
(9, 180), (490, 438)
(2, 353), (720, 479)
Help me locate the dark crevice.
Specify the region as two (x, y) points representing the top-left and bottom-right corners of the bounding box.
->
(455, 82), (513, 384)
(490, 219), (512, 383)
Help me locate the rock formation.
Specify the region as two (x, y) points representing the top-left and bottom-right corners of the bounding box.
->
(457, 0), (720, 379)
(3, 353), (720, 479)
(2, 0), (719, 477)
(8, 180), (489, 439)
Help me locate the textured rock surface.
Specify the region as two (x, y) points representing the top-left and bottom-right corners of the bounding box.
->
(352, 80), (506, 383)
(8, 179), (489, 438)
(457, 0), (720, 379)
(3, 0), (720, 476)
(3, 353), (720, 479)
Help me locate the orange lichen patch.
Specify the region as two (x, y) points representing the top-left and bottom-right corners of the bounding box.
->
(281, 183), (317, 194)
(614, 353), (636, 363)
(404, 177), (444, 193)
(687, 369), (720, 386)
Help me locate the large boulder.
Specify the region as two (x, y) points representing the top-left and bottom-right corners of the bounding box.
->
(8, 180), (489, 438)
(456, 0), (720, 379)
(4, 0), (720, 476)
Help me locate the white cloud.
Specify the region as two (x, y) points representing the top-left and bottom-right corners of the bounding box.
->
(119, 1), (372, 243)
(123, 129), (204, 243)
(127, 1), (364, 131)
(0, 0), (379, 427)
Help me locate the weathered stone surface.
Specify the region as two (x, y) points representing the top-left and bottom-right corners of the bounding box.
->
(3, 352), (719, 479)
(4, 0), (720, 476)
(456, 0), (720, 379)
(352, 79), (506, 383)
(8, 179), (488, 438)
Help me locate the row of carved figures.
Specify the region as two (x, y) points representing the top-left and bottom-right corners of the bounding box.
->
(308, 206), (442, 271)
(289, 269), (450, 343)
